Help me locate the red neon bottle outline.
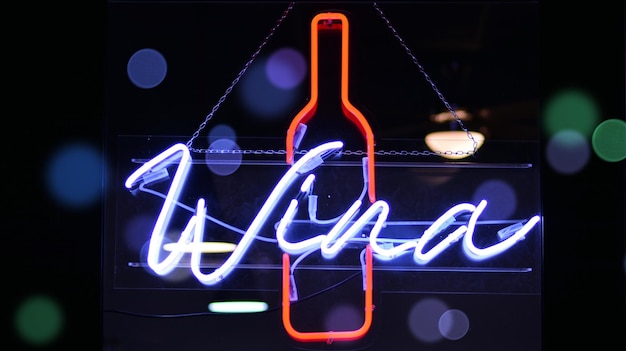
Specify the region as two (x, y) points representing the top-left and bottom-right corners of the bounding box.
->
(281, 245), (373, 343)
(285, 12), (377, 203)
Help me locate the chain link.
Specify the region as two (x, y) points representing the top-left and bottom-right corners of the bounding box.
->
(186, 2), (477, 157)
(371, 2), (477, 156)
(186, 2), (295, 153)
(199, 148), (473, 157)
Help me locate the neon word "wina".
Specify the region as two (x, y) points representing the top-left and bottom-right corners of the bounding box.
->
(125, 141), (541, 285)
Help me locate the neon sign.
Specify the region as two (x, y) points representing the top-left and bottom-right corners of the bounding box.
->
(121, 11), (541, 344)
(125, 140), (541, 342)
(126, 140), (540, 281)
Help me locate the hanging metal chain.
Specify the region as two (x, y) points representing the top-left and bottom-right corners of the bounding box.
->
(186, 2), (295, 153)
(186, 2), (476, 157)
(372, 2), (478, 156)
(200, 147), (470, 157)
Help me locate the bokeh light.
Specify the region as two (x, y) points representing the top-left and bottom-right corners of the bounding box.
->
(238, 56), (302, 122)
(123, 215), (154, 252)
(14, 294), (64, 347)
(45, 141), (103, 209)
(407, 297), (448, 343)
(265, 47), (307, 89)
(543, 88), (600, 138)
(139, 239), (192, 283)
(591, 118), (626, 162)
(546, 130), (591, 175)
(471, 179), (517, 220)
(208, 123), (237, 145)
(438, 309), (470, 340)
(205, 138), (242, 176)
(127, 48), (168, 89)
(324, 303), (362, 332)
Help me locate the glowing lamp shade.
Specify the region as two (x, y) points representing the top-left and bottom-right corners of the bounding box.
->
(425, 131), (485, 160)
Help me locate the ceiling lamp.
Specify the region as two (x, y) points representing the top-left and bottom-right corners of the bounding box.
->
(425, 130), (485, 160)
(425, 106), (485, 160)
(430, 109), (472, 123)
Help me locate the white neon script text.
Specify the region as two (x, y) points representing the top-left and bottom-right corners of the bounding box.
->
(125, 141), (541, 285)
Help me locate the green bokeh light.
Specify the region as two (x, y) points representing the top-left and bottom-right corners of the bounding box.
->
(592, 119), (626, 162)
(544, 89), (600, 137)
(14, 295), (64, 346)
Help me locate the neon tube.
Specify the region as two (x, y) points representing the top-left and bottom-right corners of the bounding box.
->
(208, 301), (268, 314)
(124, 143), (193, 275)
(413, 203), (475, 264)
(191, 141), (344, 285)
(127, 142), (541, 284)
(320, 200), (363, 258)
(365, 201), (421, 260)
(277, 199), (325, 255)
(162, 241), (236, 253)
(300, 173), (316, 193)
(126, 141), (344, 285)
(286, 12), (377, 204)
(277, 167), (379, 257)
(463, 200), (541, 261)
(321, 199), (389, 259)
(282, 245), (374, 343)
(278, 195), (390, 259)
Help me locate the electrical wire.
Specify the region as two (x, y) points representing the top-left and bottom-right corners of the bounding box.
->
(103, 271), (361, 318)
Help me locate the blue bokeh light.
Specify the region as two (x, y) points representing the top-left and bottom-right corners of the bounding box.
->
(45, 142), (103, 209)
(127, 48), (168, 89)
(265, 47), (307, 90)
(471, 179), (517, 220)
(546, 130), (590, 175)
(238, 56), (301, 122)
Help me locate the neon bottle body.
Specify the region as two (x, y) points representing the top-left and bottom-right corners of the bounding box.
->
(286, 12), (377, 204)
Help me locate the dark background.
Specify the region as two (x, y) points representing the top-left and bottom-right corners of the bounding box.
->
(5, 0), (624, 349)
